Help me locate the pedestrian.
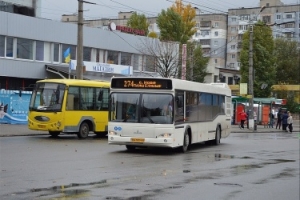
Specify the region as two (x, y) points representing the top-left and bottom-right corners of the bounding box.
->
(281, 111), (289, 132)
(287, 111), (293, 133)
(276, 108), (282, 129)
(246, 110), (250, 129)
(239, 110), (247, 129)
(269, 112), (274, 128)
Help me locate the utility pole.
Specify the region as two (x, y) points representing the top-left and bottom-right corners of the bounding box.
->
(76, 0), (95, 79)
(76, 0), (84, 79)
(248, 24), (254, 129)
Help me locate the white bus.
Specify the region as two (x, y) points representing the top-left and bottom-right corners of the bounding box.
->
(108, 77), (232, 152)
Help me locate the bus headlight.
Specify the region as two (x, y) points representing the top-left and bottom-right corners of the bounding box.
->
(109, 131), (117, 135)
(158, 133), (172, 138)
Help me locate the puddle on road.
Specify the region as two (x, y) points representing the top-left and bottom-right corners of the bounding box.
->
(215, 153), (235, 161)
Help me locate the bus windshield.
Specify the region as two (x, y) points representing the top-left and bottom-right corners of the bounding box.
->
(29, 82), (66, 112)
(110, 93), (173, 124)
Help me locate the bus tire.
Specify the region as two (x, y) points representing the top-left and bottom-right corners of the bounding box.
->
(49, 131), (60, 137)
(181, 130), (190, 153)
(214, 126), (221, 145)
(126, 145), (136, 151)
(77, 122), (89, 139)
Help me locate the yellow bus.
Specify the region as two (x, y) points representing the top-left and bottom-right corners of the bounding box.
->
(28, 79), (110, 139)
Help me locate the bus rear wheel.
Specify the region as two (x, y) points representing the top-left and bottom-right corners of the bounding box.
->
(214, 127), (221, 145)
(77, 122), (89, 139)
(49, 131), (60, 137)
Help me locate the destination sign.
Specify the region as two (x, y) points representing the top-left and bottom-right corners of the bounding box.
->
(111, 78), (172, 89)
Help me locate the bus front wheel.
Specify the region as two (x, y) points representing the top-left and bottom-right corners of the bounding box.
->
(77, 122), (89, 139)
(49, 131), (60, 137)
(181, 130), (190, 153)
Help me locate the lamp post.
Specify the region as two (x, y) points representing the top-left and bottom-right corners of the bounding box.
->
(248, 6), (265, 130)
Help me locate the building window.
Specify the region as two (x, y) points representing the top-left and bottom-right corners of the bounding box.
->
(276, 15), (281, 19)
(6, 37), (13, 57)
(285, 23), (294, 28)
(286, 14), (292, 19)
(107, 50), (118, 64)
(36, 41), (44, 61)
(214, 31), (218, 36)
(53, 43), (59, 62)
(17, 38), (33, 60)
(214, 22), (219, 27)
(83, 47), (91, 61)
(96, 49), (100, 63)
(240, 15), (250, 20)
(231, 45), (235, 49)
(230, 63), (234, 68)
(144, 55), (155, 72)
(262, 16), (271, 23)
(214, 59), (217, 63)
(228, 77), (233, 85)
(214, 40), (218, 46)
(200, 39), (210, 45)
(232, 17), (236, 22)
(201, 30), (210, 36)
(231, 54), (235, 59)
(121, 52), (132, 65)
(0, 35), (4, 57)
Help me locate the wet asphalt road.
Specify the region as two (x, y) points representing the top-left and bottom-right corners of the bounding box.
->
(0, 131), (299, 200)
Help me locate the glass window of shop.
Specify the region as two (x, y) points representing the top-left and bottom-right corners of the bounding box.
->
(17, 38), (33, 60)
(0, 35), (4, 57)
(36, 41), (44, 61)
(107, 50), (118, 64)
(121, 52), (132, 65)
(6, 37), (13, 58)
(53, 43), (59, 62)
(61, 44), (76, 63)
(132, 54), (140, 70)
(83, 47), (91, 61)
(144, 55), (156, 72)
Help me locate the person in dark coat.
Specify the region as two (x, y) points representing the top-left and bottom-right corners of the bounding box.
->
(276, 109), (282, 129)
(281, 111), (289, 131)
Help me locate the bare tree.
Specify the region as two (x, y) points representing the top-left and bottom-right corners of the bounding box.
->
(137, 38), (180, 78)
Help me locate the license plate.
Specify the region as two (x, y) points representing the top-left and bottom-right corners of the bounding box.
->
(131, 138), (145, 143)
(38, 125), (46, 128)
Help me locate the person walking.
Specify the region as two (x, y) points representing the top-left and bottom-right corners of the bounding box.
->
(276, 109), (282, 129)
(287, 111), (293, 133)
(281, 111), (289, 132)
(239, 110), (247, 129)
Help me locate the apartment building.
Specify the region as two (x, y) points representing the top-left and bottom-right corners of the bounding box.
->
(227, 1), (300, 73)
(192, 14), (229, 83)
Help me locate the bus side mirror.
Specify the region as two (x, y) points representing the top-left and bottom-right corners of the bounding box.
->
(98, 90), (103, 101)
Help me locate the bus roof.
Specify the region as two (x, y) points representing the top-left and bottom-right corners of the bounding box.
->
(37, 79), (110, 87)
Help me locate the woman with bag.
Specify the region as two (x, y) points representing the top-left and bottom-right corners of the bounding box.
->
(287, 111), (293, 133)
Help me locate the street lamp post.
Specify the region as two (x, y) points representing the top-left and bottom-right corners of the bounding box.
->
(248, 6), (265, 130)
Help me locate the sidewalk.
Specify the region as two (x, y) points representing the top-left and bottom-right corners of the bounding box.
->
(1, 121), (299, 137)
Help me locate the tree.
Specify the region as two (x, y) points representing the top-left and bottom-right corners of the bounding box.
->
(184, 42), (208, 82)
(239, 21), (276, 97)
(274, 39), (300, 84)
(171, 0), (197, 43)
(156, 8), (185, 43)
(137, 38), (180, 78)
(127, 12), (149, 35)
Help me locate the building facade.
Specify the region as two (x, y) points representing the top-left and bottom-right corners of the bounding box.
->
(0, 11), (166, 90)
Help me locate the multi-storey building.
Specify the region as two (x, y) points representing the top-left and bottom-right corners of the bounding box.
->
(227, 0), (299, 75)
(192, 14), (228, 83)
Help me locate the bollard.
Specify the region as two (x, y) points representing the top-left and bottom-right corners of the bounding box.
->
(254, 123), (257, 131)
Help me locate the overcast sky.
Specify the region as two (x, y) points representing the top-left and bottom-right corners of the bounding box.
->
(40, 0), (299, 21)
